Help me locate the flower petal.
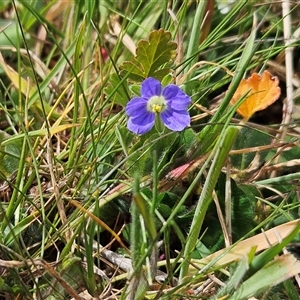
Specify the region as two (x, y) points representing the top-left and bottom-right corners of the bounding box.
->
(162, 85), (191, 110)
(127, 111), (155, 134)
(161, 108), (190, 131)
(141, 77), (162, 98)
(125, 97), (148, 117)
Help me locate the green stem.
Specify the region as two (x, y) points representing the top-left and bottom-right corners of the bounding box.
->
(151, 150), (158, 215)
(179, 125), (240, 282)
(184, 1), (206, 77)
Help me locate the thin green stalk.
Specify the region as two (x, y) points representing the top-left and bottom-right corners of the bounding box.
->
(126, 175), (148, 300)
(255, 172), (300, 185)
(179, 125), (240, 282)
(131, 176), (144, 265)
(83, 224), (97, 295)
(151, 150), (158, 215)
(184, 0), (206, 77)
(67, 15), (86, 168)
(283, 278), (300, 300)
(192, 17), (257, 157)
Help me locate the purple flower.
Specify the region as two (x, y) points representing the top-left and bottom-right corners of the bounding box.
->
(125, 77), (191, 134)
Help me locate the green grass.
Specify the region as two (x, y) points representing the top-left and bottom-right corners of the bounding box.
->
(0, 0), (300, 299)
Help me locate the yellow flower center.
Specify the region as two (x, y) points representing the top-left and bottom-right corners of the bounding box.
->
(147, 95), (166, 113)
(151, 104), (163, 113)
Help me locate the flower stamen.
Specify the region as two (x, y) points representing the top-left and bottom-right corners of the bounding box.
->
(147, 95), (167, 113)
(151, 104), (163, 113)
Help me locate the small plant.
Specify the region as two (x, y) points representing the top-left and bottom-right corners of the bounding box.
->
(0, 1), (300, 300)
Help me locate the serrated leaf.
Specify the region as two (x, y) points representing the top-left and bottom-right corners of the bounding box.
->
(120, 61), (145, 82)
(120, 29), (177, 82)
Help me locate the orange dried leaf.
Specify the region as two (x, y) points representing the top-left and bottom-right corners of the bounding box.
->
(230, 70), (281, 119)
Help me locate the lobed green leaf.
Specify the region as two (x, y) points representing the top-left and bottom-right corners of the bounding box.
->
(120, 29), (177, 82)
